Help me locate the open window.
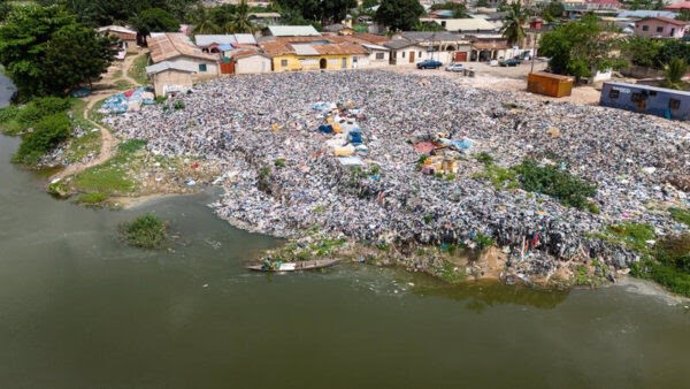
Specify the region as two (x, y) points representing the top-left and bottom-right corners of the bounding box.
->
(669, 98), (681, 110)
(609, 89), (620, 99)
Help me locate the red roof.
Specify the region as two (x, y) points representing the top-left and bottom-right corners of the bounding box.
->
(637, 16), (690, 26)
(665, 1), (690, 9)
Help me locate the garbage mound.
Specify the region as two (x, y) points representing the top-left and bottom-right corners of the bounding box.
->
(106, 70), (690, 282)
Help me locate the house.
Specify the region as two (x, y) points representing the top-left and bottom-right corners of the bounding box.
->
(634, 16), (689, 39)
(600, 82), (690, 120)
(617, 10), (678, 20)
(385, 32), (471, 65)
(264, 25), (321, 37)
(323, 23), (355, 35)
(195, 34), (258, 54)
(146, 61), (196, 96)
(419, 17), (498, 33)
(585, 0), (622, 10)
(97, 25), (138, 53)
(260, 36), (369, 71)
(665, 1), (690, 11)
(229, 49), (273, 74)
(148, 33), (220, 82)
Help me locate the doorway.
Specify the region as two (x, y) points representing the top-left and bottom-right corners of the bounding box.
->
(320, 58), (328, 69)
(409, 51), (415, 63)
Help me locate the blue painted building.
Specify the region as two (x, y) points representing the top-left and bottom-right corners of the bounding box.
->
(600, 82), (690, 120)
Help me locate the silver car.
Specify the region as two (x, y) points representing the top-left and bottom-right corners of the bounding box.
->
(445, 63), (465, 72)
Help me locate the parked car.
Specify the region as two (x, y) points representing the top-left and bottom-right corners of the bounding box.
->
(417, 59), (443, 69)
(445, 63), (465, 72)
(499, 58), (520, 67)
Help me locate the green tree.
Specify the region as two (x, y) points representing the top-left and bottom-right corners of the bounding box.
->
(361, 0), (379, 9)
(656, 39), (690, 67)
(190, 5), (221, 35)
(501, 1), (527, 46)
(677, 10), (690, 21)
(662, 58), (688, 90)
(0, 1), (12, 22)
(130, 8), (180, 44)
(375, 0), (424, 31)
(541, 1), (564, 22)
(539, 15), (625, 80)
(321, 0), (357, 24)
(0, 5), (114, 98)
(623, 36), (661, 68)
(476, 0), (490, 7)
(225, 0), (256, 33)
(413, 21), (445, 32)
(430, 2), (469, 18)
(45, 24), (117, 91)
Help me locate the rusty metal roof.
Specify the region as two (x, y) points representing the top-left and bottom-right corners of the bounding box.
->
(148, 33), (218, 63)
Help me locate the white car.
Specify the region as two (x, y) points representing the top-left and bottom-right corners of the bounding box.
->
(445, 63), (465, 72)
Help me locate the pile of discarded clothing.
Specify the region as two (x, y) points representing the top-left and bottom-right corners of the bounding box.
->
(313, 101), (368, 167)
(100, 87), (155, 115)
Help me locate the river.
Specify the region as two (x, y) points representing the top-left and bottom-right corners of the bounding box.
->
(1, 75), (690, 388)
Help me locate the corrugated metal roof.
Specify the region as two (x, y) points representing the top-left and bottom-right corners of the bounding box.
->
(292, 44), (320, 55)
(195, 35), (237, 47)
(149, 33), (218, 63)
(420, 18), (498, 32)
(384, 39), (416, 50)
(234, 33), (257, 45)
(267, 25), (321, 37)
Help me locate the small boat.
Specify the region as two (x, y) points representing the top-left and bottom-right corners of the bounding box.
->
(246, 258), (340, 272)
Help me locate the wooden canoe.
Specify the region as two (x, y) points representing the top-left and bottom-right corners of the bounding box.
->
(246, 258), (340, 272)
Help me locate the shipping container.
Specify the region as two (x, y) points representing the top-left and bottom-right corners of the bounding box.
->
(600, 82), (690, 120)
(527, 72), (574, 98)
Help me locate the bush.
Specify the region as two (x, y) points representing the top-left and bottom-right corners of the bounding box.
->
(514, 159), (596, 209)
(0, 105), (19, 123)
(173, 100), (185, 110)
(119, 214), (168, 249)
(32, 97), (72, 114)
(656, 234), (690, 272)
(606, 222), (656, 253)
(13, 113), (71, 164)
(670, 207), (690, 227)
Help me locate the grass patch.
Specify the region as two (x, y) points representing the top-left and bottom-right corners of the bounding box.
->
(631, 233), (690, 296)
(119, 213), (168, 249)
(473, 161), (519, 190)
(127, 54), (150, 86)
(513, 160), (597, 210)
(77, 191), (108, 205)
(13, 113), (71, 165)
(670, 207), (690, 227)
(88, 98), (108, 124)
(114, 79), (134, 91)
(71, 139), (146, 196)
(438, 261), (465, 284)
(605, 222), (656, 253)
(64, 129), (101, 163)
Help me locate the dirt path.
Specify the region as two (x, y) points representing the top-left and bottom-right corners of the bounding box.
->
(50, 51), (148, 182)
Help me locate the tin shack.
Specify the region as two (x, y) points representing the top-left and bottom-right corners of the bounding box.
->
(600, 82), (690, 120)
(527, 72), (573, 98)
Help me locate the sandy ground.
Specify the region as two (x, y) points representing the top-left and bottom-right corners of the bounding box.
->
(384, 61), (603, 105)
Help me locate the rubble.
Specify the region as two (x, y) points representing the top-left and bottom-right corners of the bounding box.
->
(105, 70), (690, 284)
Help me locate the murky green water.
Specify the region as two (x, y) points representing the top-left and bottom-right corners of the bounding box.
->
(1, 77), (690, 389)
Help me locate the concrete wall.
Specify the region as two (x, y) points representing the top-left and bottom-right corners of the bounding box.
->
(171, 57), (219, 78)
(635, 20), (687, 38)
(152, 70), (193, 96)
(236, 55), (272, 74)
(272, 54), (354, 72)
(600, 83), (690, 120)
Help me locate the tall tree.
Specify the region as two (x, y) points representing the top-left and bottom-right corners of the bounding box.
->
(0, 5), (115, 98)
(501, 1), (527, 46)
(321, 0), (357, 24)
(375, 0), (424, 31)
(430, 2), (469, 18)
(130, 7), (180, 44)
(225, 0), (255, 33)
(190, 5), (221, 35)
(539, 15), (625, 80)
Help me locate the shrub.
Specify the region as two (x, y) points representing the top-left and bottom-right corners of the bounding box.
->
(32, 97), (72, 114)
(474, 233), (495, 250)
(119, 214), (168, 249)
(475, 151), (494, 165)
(606, 222), (656, 253)
(173, 100), (185, 110)
(0, 106), (19, 123)
(656, 234), (690, 272)
(670, 207), (690, 227)
(514, 159), (596, 209)
(13, 113), (71, 164)
(274, 158), (286, 168)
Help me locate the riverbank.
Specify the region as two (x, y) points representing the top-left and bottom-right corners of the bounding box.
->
(101, 70), (689, 289)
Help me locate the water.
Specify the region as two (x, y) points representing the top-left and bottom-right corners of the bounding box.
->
(1, 76), (690, 388)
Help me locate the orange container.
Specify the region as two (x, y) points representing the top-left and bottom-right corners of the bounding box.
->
(527, 72), (574, 98)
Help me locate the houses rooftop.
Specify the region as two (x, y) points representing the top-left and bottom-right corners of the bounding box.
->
(265, 25), (321, 37)
(148, 33), (218, 63)
(195, 34), (257, 47)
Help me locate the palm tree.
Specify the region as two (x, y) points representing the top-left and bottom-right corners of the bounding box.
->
(663, 58), (688, 90)
(191, 5), (221, 35)
(225, 0), (256, 34)
(501, 2), (527, 46)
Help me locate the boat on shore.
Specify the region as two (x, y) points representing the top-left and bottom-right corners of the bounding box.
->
(246, 258), (340, 272)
